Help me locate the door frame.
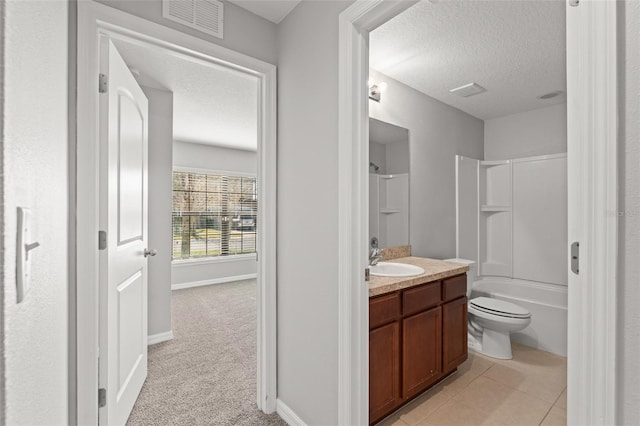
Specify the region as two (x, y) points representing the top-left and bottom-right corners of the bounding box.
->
(337, 0), (619, 425)
(75, 2), (277, 424)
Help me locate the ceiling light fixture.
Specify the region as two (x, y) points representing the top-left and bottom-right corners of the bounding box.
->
(537, 90), (564, 100)
(369, 79), (387, 102)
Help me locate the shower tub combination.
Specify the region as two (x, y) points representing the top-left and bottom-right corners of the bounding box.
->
(455, 153), (568, 356)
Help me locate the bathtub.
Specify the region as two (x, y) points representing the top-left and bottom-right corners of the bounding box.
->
(471, 277), (568, 356)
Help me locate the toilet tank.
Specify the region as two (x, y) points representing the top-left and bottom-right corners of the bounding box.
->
(444, 258), (476, 298)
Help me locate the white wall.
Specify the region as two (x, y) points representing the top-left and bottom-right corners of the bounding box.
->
(618, 1), (640, 423)
(276, 1), (352, 423)
(2, 1), (69, 424)
(95, 0), (277, 65)
(369, 69), (485, 259)
(172, 141), (257, 287)
(484, 103), (567, 160)
(143, 86), (174, 337)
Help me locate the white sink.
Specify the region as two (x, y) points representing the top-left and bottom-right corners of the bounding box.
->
(370, 262), (425, 277)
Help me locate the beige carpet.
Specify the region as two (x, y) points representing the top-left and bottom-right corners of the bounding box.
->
(127, 279), (285, 426)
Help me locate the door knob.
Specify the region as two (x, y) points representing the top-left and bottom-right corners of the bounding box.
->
(144, 248), (157, 257)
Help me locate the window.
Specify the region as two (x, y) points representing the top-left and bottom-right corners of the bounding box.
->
(172, 171), (257, 260)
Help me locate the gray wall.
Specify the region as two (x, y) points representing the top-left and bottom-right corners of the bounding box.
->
(172, 141), (257, 287)
(370, 140), (410, 175)
(276, 1), (352, 423)
(369, 69), (485, 259)
(95, 0), (277, 65)
(484, 103), (567, 160)
(1, 2), (5, 419)
(386, 140), (410, 174)
(369, 141), (387, 173)
(173, 140), (257, 174)
(143, 86), (174, 338)
(618, 1), (640, 423)
(2, 1), (69, 423)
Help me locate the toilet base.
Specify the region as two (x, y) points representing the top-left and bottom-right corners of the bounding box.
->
(480, 329), (513, 359)
(467, 332), (482, 353)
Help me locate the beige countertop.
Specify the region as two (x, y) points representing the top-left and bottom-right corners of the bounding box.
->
(369, 257), (469, 297)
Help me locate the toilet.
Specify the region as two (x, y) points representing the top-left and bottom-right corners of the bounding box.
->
(444, 258), (532, 360)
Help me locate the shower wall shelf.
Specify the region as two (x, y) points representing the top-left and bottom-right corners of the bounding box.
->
(456, 153), (568, 285)
(369, 173), (409, 248)
(480, 160), (511, 167)
(480, 205), (511, 212)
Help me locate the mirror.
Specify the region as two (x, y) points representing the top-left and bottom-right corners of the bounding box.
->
(369, 118), (410, 249)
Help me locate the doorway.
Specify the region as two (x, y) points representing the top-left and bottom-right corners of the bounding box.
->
(75, 2), (277, 424)
(337, 0), (619, 425)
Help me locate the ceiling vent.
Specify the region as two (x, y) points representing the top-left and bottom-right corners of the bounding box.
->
(449, 82), (487, 98)
(537, 90), (564, 100)
(163, 0), (224, 39)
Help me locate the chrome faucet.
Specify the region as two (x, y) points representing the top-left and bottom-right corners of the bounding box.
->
(369, 247), (384, 266)
(369, 237), (384, 266)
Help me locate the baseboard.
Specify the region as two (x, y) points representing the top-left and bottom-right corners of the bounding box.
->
(171, 273), (258, 291)
(276, 399), (307, 426)
(148, 330), (174, 345)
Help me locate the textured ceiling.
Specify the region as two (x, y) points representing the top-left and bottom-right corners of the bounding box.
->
(370, 0), (566, 120)
(227, 0), (301, 24)
(113, 39), (258, 151)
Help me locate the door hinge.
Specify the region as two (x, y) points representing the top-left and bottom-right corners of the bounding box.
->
(98, 388), (106, 408)
(98, 231), (107, 250)
(571, 242), (580, 275)
(99, 73), (108, 93)
(365, 268), (370, 282)
(569, 0), (579, 6)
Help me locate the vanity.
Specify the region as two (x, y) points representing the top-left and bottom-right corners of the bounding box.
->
(369, 256), (469, 424)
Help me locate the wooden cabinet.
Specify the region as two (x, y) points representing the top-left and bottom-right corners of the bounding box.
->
(402, 307), (441, 399)
(370, 292), (401, 330)
(369, 273), (467, 424)
(369, 322), (401, 422)
(442, 296), (468, 373)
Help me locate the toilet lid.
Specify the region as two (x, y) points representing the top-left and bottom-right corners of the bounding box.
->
(470, 297), (531, 318)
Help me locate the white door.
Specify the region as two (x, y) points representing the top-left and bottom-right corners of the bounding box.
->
(98, 38), (149, 426)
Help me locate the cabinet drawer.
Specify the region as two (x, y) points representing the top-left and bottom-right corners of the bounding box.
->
(442, 274), (467, 302)
(403, 281), (441, 316)
(370, 292), (401, 330)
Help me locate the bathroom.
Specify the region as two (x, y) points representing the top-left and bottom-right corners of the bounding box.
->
(367, 1), (567, 425)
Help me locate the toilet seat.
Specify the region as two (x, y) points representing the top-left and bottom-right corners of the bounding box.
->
(470, 297), (531, 319)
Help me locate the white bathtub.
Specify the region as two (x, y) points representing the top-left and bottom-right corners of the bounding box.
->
(471, 277), (568, 356)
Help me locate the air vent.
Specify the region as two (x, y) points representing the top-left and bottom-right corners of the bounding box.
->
(537, 90), (564, 100)
(449, 82), (487, 98)
(162, 0), (224, 39)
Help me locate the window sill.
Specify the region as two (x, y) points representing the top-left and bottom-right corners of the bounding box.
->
(172, 253), (256, 267)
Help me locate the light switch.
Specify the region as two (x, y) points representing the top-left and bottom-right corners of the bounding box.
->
(16, 207), (39, 303)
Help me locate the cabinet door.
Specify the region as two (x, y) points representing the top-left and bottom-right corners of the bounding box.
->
(443, 297), (468, 373)
(402, 307), (442, 399)
(370, 321), (401, 423)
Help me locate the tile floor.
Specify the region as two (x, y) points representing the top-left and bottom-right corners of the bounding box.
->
(377, 343), (567, 426)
